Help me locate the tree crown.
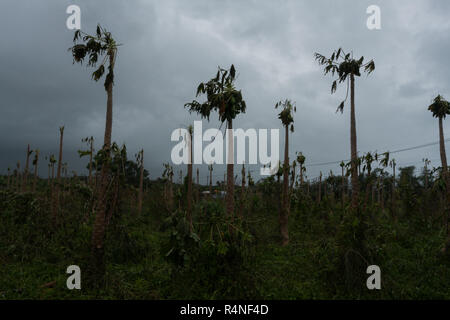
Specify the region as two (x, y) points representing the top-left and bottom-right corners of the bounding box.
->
(69, 24), (119, 91)
(185, 65), (246, 124)
(314, 48), (375, 113)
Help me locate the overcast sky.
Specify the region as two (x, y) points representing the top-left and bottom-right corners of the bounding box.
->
(1, 0), (450, 184)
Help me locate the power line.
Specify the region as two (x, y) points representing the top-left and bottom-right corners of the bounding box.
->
(306, 138), (450, 168)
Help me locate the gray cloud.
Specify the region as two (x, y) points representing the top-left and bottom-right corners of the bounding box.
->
(1, 0), (449, 183)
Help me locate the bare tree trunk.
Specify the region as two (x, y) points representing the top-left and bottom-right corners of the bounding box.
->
(226, 119), (234, 218)
(300, 164), (304, 187)
(350, 74), (359, 211)
(280, 125), (290, 246)
(16, 162), (21, 192)
(169, 174), (173, 209)
(438, 117), (450, 251)
(196, 168), (199, 202)
(209, 166), (213, 195)
(290, 165), (296, 193)
(33, 151), (39, 193)
(392, 164), (396, 219)
(47, 164), (50, 188)
(318, 172), (322, 204)
(89, 138), (93, 187)
(341, 165), (345, 208)
(364, 168), (372, 211)
(22, 144), (31, 193)
(53, 127), (64, 223)
(138, 149), (144, 215)
(239, 164), (246, 218)
(187, 132), (193, 231)
(7, 168), (11, 190)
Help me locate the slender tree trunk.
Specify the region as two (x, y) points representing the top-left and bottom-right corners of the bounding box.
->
(392, 164), (396, 218)
(438, 117), (450, 251)
(300, 164), (304, 187)
(209, 167), (212, 195)
(51, 164), (55, 187)
(92, 50), (115, 278)
(89, 139), (93, 187)
(33, 151), (39, 193)
(196, 168), (199, 202)
(22, 144), (31, 192)
(47, 165), (50, 188)
(53, 127), (64, 222)
(187, 132), (193, 231)
(290, 165), (296, 193)
(168, 174), (173, 210)
(364, 169), (372, 211)
(341, 166), (345, 208)
(226, 119), (234, 218)
(7, 168), (11, 190)
(350, 74), (359, 211)
(318, 172), (322, 204)
(16, 162), (21, 192)
(239, 164), (246, 218)
(138, 150), (144, 215)
(280, 125), (290, 246)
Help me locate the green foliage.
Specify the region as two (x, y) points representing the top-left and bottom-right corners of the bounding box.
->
(0, 161), (449, 299)
(185, 65), (246, 124)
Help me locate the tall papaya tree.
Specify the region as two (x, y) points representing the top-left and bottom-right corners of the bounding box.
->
(70, 24), (119, 277)
(275, 99), (296, 246)
(185, 65), (246, 219)
(315, 48), (375, 211)
(428, 94), (450, 251)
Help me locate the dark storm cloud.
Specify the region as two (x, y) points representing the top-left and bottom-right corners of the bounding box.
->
(0, 0), (449, 182)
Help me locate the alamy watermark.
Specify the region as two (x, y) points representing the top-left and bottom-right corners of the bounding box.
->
(170, 121), (279, 176)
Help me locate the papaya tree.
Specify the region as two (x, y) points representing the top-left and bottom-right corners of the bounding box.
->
(70, 24), (120, 277)
(315, 48), (375, 211)
(428, 94), (450, 251)
(185, 64), (246, 219)
(275, 99), (296, 245)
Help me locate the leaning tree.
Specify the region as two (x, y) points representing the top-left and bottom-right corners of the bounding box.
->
(185, 65), (246, 219)
(275, 99), (296, 246)
(70, 24), (119, 277)
(315, 48), (375, 211)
